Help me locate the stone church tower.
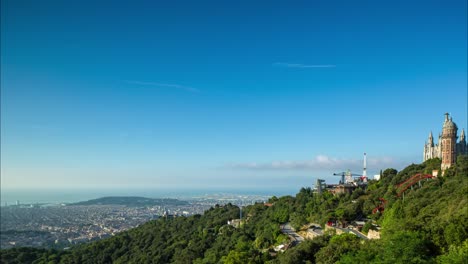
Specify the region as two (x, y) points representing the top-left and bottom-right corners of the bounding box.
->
(457, 128), (467, 154)
(423, 113), (468, 171)
(440, 113), (458, 170)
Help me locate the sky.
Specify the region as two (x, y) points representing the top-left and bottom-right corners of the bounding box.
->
(1, 0), (467, 193)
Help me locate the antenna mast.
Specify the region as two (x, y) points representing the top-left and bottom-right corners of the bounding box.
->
(363, 153), (367, 183)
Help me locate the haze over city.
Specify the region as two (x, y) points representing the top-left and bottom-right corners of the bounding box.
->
(1, 0), (467, 193)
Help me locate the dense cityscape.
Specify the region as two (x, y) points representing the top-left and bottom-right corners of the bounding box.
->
(0, 194), (269, 249)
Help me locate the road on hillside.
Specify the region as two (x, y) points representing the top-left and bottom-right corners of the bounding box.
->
(307, 223), (324, 236)
(335, 227), (369, 240)
(280, 222), (304, 246)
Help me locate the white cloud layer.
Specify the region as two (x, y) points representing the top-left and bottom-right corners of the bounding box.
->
(227, 155), (402, 172)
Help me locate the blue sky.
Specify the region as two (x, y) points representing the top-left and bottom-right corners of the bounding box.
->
(1, 0), (467, 192)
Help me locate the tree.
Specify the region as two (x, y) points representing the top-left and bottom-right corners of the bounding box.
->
(379, 231), (436, 263)
(274, 236), (329, 264)
(315, 233), (360, 264)
(423, 158), (442, 174)
(290, 212), (307, 231)
(456, 155), (468, 177)
(437, 240), (468, 264)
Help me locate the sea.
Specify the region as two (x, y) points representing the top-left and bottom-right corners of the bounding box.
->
(0, 187), (300, 206)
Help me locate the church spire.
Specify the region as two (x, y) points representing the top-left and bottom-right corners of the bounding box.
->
(461, 128), (466, 141)
(428, 131), (434, 146)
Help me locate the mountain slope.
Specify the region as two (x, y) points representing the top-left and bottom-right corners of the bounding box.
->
(1, 156), (467, 264)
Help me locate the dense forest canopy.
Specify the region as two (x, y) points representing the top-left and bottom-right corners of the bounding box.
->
(1, 155), (467, 263)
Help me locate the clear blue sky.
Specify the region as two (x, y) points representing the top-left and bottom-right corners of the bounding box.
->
(1, 0), (467, 192)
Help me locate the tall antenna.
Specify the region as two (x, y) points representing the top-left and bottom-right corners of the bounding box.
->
(363, 153), (367, 182)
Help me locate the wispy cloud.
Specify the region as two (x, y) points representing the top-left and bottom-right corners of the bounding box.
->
(273, 62), (336, 68)
(126, 80), (200, 93)
(226, 155), (402, 172)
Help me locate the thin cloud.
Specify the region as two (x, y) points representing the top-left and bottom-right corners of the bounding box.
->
(273, 62), (336, 68)
(126, 80), (200, 93)
(227, 155), (402, 172)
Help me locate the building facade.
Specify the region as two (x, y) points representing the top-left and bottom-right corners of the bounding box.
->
(423, 113), (467, 170)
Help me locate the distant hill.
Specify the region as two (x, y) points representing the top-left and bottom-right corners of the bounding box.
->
(69, 196), (188, 206)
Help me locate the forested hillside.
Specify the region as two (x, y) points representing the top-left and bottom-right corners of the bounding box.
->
(69, 196), (187, 206)
(1, 156), (467, 264)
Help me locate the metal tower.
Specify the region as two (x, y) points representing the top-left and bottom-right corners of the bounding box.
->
(363, 153), (367, 183)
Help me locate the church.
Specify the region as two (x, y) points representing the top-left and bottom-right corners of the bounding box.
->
(423, 113), (467, 170)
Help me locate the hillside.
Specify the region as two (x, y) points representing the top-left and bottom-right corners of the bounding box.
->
(69, 196), (188, 207)
(1, 156), (467, 263)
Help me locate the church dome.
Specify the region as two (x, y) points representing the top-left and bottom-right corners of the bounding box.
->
(443, 117), (458, 130)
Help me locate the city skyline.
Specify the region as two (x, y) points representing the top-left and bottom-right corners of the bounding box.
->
(1, 0), (467, 191)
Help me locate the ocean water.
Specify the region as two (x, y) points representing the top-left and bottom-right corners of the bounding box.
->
(0, 187), (300, 206)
